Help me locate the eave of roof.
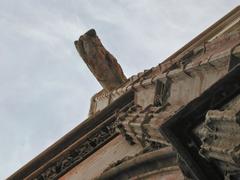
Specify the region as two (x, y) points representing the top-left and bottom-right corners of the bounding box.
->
(118, 6), (240, 88)
(8, 91), (134, 180)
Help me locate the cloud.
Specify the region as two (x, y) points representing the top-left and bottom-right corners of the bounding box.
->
(0, 0), (239, 178)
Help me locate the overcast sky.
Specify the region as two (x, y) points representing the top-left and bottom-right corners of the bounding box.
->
(0, 0), (239, 178)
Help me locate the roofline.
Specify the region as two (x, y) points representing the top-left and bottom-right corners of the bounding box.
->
(160, 6), (240, 69)
(111, 6), (240, 95)
(8, 91), (134, 180)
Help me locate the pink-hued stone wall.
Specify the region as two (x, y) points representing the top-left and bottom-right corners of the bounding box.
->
(60, 135), (142, 180)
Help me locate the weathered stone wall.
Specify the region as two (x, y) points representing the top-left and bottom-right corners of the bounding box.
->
(60, 135), (142, 180)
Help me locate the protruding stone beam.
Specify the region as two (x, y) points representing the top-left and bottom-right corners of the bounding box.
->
(75, 29), (127, 91)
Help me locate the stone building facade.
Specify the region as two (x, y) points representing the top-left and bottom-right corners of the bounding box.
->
(9, 6), (240, 180)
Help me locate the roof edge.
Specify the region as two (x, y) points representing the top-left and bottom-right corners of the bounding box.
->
(160, 6), (240, 69)
(8, 91), (134, 180)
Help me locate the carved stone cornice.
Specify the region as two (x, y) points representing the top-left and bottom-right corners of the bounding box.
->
(8, 91), (135, 180)
(34, 119), (118, 180)
(160, 64), (240, 180)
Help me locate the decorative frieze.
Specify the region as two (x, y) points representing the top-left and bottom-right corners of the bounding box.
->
(34, 120), (118, 180)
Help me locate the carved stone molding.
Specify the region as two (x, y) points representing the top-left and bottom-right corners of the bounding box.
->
(196, 110), (240, 167)
(160, 64), (240, 180)
(34, 120), (118, 180)
(7, 91), (136, 180)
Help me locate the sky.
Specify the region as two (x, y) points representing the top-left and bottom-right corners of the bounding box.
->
(0, 0), (239, 178)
